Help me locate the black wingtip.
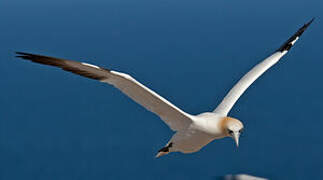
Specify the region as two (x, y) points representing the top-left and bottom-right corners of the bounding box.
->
(308, 17), (315, 25)
(276, 18), (314, 52)
(303, 17), (315, 32)
(16, 51), (29, 56)
(15, 52), (33, 60)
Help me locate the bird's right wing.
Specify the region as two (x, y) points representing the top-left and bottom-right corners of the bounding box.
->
(16, 52), (193, 131)
(214, 18), (314, 116)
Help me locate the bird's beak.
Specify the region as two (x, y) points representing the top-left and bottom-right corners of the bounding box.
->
(233, 132), (240, 147)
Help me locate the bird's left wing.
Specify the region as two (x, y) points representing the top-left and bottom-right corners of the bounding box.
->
(16, 52), (193, 131)
(214, 18), (314, 116)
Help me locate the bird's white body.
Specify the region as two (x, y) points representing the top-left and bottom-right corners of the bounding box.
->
(169, 113), (225, 153)
(191, 113), (226, 138)
(156, 112), (243, 157)
(16, 19), (314, 158)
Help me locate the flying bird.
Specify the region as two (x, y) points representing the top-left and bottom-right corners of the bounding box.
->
(16, 19), (314, 158)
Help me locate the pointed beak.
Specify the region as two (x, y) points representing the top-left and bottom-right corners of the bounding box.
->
(233, 132), (240, 147)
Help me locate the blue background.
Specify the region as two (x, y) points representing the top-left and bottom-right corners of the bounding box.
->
(1, 0), (322, 179)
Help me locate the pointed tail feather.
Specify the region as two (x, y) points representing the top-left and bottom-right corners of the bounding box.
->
(155, 151), (169, 158)
(155, 142), (173, 158)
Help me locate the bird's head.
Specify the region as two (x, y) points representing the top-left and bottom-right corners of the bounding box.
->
(222, 117), (244, 147)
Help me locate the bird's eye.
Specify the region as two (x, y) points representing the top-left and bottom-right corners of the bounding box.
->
(228, 130), (233, 134)
(239, 128), (244, 133)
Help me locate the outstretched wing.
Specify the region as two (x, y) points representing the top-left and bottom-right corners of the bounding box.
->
(16, 52), (193, 131)
(214, 18), (314, 116)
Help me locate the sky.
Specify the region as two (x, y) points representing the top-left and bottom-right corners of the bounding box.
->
(1, 0), (323, 179)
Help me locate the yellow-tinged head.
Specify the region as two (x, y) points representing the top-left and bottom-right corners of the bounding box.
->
(220, 117), (244, 147)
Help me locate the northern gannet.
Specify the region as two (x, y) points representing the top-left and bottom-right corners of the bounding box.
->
(16, 18), (314, 158)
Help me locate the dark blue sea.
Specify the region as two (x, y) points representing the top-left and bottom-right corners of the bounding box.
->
(1, 0), (322, 179)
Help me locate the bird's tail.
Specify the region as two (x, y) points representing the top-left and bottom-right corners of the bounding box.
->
(155, 151), (169, 158)
(155, 142), (173, 158)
